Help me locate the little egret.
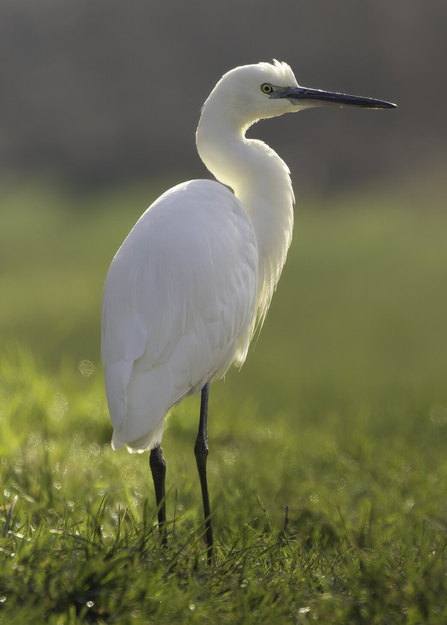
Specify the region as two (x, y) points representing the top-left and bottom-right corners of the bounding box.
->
(102, 60), (395, 561)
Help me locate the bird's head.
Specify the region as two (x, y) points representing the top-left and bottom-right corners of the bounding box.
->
(201, 60), (396, 131)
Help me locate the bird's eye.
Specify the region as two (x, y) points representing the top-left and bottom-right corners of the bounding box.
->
(261, 83), (274, 95)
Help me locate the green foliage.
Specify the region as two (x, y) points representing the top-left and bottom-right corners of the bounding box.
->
(1, 180), (447, 622)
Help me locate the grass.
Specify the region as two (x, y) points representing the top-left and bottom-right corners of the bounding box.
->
(1, 178), (447, 622)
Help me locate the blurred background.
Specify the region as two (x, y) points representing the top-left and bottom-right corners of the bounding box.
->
(1, 0), (446, 412)
(1, 0), (446, 190)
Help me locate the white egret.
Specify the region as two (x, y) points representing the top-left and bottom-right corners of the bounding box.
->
(101, 60), (395, 561)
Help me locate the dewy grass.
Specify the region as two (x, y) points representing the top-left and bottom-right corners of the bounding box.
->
(1, 180), (447, 621)
(1, 348), (447, 623)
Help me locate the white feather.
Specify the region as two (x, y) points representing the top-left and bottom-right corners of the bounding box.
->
(102, 180), (257, 451)
(102, 61), (299, 453)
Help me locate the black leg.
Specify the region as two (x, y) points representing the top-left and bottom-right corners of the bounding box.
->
(194, 381), (214, 564)
(149, 444), (167, 546)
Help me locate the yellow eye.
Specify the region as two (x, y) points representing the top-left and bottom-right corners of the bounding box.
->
(261, 83), (274, 95)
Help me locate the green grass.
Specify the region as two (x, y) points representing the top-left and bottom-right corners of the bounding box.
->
(1, 178), (447, 622)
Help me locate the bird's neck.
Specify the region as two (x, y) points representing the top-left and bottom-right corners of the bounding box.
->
(196, 116), (294, 328)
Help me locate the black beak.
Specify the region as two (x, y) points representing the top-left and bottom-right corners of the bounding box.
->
(278, 86), (396, 109)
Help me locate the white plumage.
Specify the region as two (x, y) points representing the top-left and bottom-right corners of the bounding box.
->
(102, 179), (258, 451)
(102, 59), (396, 453)
(102, 61), (299, 452)
(102, 61), (394, 563)
(101, 60), (395, 557)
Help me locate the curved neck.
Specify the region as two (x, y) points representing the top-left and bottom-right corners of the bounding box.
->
(196, 111), (294, 328)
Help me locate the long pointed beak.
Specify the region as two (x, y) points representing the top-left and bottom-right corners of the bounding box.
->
(278, 86), (396, 109)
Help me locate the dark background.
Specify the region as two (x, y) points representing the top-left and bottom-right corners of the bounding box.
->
(1, 0), (445, 195)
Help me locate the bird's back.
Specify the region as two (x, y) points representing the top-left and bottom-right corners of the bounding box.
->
(101, 180), (258, 452)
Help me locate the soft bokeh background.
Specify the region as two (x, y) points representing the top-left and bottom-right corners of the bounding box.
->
(2, 6), (447, 617)
(2, 0), (446, 189)
(1, 0), (446, 412)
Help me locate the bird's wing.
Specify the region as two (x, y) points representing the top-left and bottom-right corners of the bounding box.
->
(101, 180), (258, 451)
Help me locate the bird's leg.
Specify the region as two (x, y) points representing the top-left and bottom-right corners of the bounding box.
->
(194, 381), (214, 564)
(149, 444), (167, 546)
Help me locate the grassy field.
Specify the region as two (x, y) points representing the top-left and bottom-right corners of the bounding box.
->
(1, 178), (447, 623)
